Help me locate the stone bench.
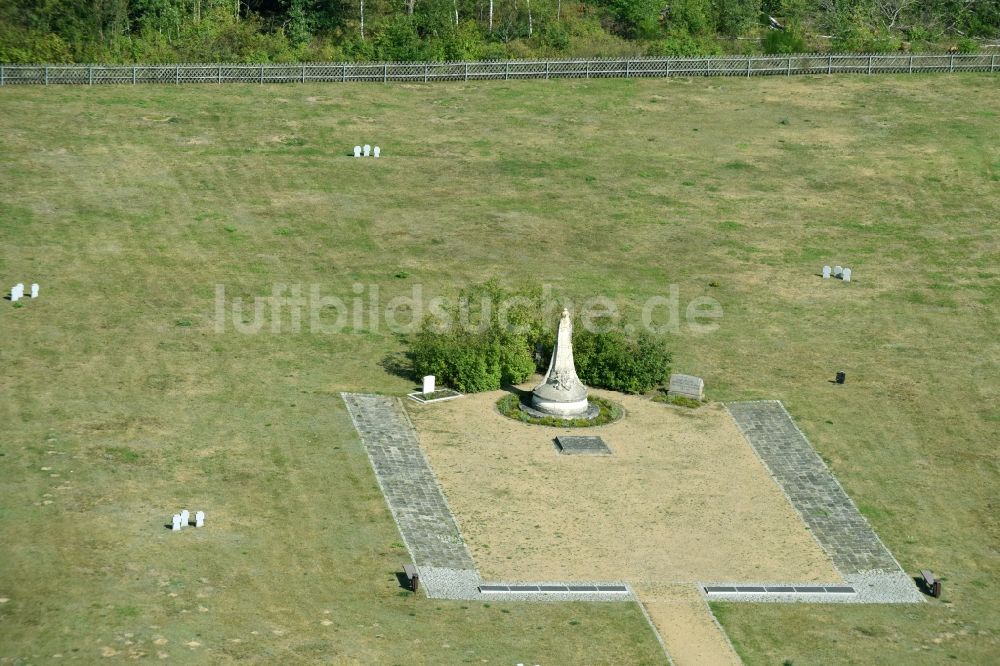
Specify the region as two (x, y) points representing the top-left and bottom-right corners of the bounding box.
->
(921, 569), (941, 598)
(403, 563), (419, 593)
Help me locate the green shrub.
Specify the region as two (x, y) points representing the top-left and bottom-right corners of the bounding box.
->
(573, 327), (671, 394)
(763, 29), (806, 54)
(409, 281), (672, 395)
(646, 29), (723, 56)
(409, 281), (538, 393)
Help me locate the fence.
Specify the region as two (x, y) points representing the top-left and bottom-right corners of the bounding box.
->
(1, 53), (997, 86)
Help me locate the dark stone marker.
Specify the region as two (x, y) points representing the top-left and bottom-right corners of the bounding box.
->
(835, 371), (846, 384)
(554, 436), (612, 455)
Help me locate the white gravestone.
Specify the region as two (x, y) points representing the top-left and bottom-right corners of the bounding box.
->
(834, 265), (843, 278)
(13, 284), (24, 301)
(822, 265), (831, 279)
(172, 514), (183, 531)
(363, 144), (371, 157)
(373, 146), (380, 158)
(30, 283), (38, 298)
(10, 286), (20, 303)
(667, 373), (705, 401)
(180, 509), (190, 526)
(422, 375), (435, 394)
(842, 268), (851, 282)
(195, 511), (205, 528)
(353, 145), (361, 158)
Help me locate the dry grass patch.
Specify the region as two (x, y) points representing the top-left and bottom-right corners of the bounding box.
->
(410, 384), (839, 584)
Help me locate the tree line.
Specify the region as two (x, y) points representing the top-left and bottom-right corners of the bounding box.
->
(1, 0), (997, 63)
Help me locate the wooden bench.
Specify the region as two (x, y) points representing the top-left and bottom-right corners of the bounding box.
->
(403, 564), (419, 593)
(921, 569), (941, 598)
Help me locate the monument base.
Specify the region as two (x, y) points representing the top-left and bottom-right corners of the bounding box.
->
(520, 400), (600, 421)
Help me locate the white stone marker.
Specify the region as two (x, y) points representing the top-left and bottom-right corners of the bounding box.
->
(363, 144), (371, 157)
(353, 145), (361, 158)
(195, 511), (205, 528)
(30, 283), (38, 298)
(422, 375), (435, 394)
(373, 146), (380, 158)
(180, 509), (190, 526)
(14, 284), (24, 301)
(842, 267), (851, 282)
(834, 265), (843, 278)
(822, 265), (831, 279)
(667, 373), (705, 401)
(172, 514), (183, 531)
(10, 286), (20, 302)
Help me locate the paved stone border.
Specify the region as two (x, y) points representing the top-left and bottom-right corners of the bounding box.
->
(343, 392), (919, 606)
(342, 393), (648, 604)
(342, 393), (476, 574)
(724, 400), (922, 603)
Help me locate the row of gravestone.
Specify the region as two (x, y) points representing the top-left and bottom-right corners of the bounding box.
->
(822, 265), (852, 281)
(171, 509), (205, 531)
(353, 145), (381, 158)
(9, 283), (39, 302)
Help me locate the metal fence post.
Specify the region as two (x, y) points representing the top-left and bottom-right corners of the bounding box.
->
(88, 66), (93, 85)
(505, 61), (509, 80)
(132, 66), (137, 84)
(1, 65), (5, 86)
(586, 59), (590, 79)
(300, 65), (305, 83)
(44, 66), (49, 85)
(464, 62), (468, 81)
(259, 64), (264, 84)
(992, 53), (997, 72)
(218, 65), (222, 84)
(176, 65), (179, 85)
(868, 54), (872, 75)
(949, 53), (955, 73)
(545, 61), (549, 79)
(747, 56), (752, 77)
(787, 57), (791, 75)
(828, 53), (832, 74)
(625, 59), (629, 78)
(909, 54), (913, 74)
(424, 64), (428, 82)
(384, 63), (388, 83)
(342, 63), (347, 83)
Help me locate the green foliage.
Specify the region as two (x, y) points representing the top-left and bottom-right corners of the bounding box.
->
(607, 0), (663, 38)
(409, 281), (671, 395)
(763, 28), (806, 54)
(410, 281), (538, 393)
(713, 0), (761, 37)
(646, 29), (723, 55)
(662, 0), (714, 35)
(572, 327), (672, 394)
(0, 0), (995, 64)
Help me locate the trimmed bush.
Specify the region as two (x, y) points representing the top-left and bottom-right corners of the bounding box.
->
(572, 327), (671, 394)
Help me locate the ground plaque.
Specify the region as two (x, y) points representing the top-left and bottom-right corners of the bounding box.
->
(555, 436), (611, 455)
(668, 374), (704, 401)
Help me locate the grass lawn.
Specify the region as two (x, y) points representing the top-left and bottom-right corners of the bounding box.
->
(1, 73), (997, 664)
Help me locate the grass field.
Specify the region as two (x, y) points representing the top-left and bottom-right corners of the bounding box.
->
(1, 73), (998, 664)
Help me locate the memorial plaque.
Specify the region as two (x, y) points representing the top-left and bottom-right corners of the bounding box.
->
(555, 436), (612, 455)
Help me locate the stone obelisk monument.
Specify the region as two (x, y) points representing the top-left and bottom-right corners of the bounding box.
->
(531, 308), (591, 418)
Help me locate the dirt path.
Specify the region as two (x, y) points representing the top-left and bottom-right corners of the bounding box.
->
(637, 584), (741, 666)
